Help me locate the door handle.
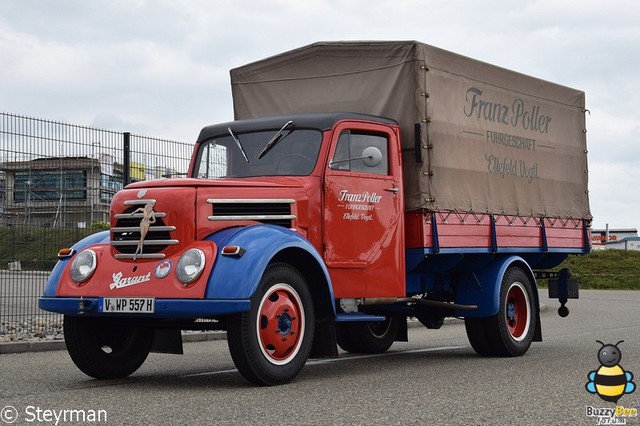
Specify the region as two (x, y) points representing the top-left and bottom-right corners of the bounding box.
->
(385, 186), (400, 194)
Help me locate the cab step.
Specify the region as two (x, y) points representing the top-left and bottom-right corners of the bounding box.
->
(335, 312), (387, 323)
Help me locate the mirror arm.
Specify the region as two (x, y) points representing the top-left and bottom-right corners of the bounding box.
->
(329, 155), (372, 168)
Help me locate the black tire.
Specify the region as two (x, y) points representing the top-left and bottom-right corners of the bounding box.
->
(63, 315), (154, 379)
(464, 317), (495, 356)
(465, 266), (537, 357)
(227, 263), (315, 386)
(336, 316), (400, 354)
(335, 324), (358, 353)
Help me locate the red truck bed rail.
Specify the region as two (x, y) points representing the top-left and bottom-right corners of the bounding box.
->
(405, 210), (590, 253)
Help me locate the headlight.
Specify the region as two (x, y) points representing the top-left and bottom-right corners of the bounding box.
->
(176, 248), (205, 284)
(70, 249), (97, 284)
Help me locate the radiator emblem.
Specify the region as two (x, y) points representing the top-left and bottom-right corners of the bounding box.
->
(154, 260), (173, 279)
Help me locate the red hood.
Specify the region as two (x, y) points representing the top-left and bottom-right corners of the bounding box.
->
(115, 176), (320, 246)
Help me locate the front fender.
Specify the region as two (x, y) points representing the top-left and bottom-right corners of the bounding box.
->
(455, 255), (537, 318)
(204, 225), (333, 301)
(42, 231), (111, 297)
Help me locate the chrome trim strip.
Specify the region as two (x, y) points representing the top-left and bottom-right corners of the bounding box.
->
(114, 212), (166, 219)
(207, 215), (296, 221)
(111, 226), (176, 232)
(206, 198), (295, 204)
(110, 240), (179, 246)
(114, 253), (166, 259)
(124, 199), (157, 205)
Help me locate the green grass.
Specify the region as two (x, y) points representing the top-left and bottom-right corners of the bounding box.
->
(548, 249), (640, 290)
(0, 225), (103, 271)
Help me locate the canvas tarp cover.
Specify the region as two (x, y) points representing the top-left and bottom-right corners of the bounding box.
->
(231, 41), (591, 219)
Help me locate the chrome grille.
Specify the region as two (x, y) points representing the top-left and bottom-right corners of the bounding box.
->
(207, 199), (296, 229)
(110, 199), (178, 259)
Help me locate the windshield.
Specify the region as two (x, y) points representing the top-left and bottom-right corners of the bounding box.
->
(195, 129), (322, 178)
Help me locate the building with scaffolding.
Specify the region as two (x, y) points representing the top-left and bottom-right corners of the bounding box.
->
(0, 155), (123, 227)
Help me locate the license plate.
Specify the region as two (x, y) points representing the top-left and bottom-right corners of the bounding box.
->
(100, 297), (155, 313)
(547, 279), (579, 299)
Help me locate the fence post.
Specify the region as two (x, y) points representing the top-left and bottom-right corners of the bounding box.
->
(123, 132), (131, 186)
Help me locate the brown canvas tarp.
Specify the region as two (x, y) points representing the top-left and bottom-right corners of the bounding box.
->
(231, 41), (591, 219)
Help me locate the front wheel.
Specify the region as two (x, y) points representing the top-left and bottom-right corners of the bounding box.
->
(465, 266), (537, 357)
(63, 315), (154, 379)
(227, 263), (314, 386)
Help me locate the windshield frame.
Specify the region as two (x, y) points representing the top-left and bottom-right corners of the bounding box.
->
(193, 127), (323, 179)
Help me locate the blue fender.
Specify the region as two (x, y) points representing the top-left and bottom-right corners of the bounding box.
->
(204, 225), (334, 303)
(43, 231), (111, 297)
(455, 255), (537, 318)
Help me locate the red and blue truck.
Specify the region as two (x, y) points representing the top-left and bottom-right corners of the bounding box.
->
(40, 41), (591, 385)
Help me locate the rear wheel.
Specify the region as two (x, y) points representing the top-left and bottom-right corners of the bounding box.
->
(465, 266), (536, 357)
(227, 263), (314, 385)
(464, 317), (494, 356)
(336, 316), (400, 354)
(63, 315), (154, 379)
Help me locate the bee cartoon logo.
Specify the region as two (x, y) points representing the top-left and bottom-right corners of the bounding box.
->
(586, 340), (636, 403)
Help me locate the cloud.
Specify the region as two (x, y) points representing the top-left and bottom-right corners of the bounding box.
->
(589, 160), (640, 229)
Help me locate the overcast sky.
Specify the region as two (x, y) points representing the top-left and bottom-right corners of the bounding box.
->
(1, 0), (638, 231)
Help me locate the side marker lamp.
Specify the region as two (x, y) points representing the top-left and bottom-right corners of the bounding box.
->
(58, 248), (75, 258)
(221, 245), (246, 257)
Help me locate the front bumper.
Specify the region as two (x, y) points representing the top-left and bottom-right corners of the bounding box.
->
(39, 297), (250, 318)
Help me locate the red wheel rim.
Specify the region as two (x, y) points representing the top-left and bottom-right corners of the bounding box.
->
(256, 283), (305, 365)
(505, 282), (531, 341)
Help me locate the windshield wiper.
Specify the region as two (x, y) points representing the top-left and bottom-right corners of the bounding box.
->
(257, 120), (294, 159)
(227, 127), (249, 163)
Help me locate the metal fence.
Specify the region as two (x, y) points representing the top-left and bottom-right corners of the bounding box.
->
(0, 112), (193, 339)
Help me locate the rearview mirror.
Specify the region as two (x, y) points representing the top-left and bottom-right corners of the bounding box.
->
(362, 146), (383, 167)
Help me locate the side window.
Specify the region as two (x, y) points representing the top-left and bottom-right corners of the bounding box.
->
(197, 143), (228, 178)
(330, 131), (388, 175)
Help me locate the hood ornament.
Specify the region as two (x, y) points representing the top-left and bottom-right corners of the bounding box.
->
(130, 201), (156, 260)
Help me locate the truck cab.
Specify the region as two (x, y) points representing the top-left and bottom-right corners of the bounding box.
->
(194, 112), (406, 299)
